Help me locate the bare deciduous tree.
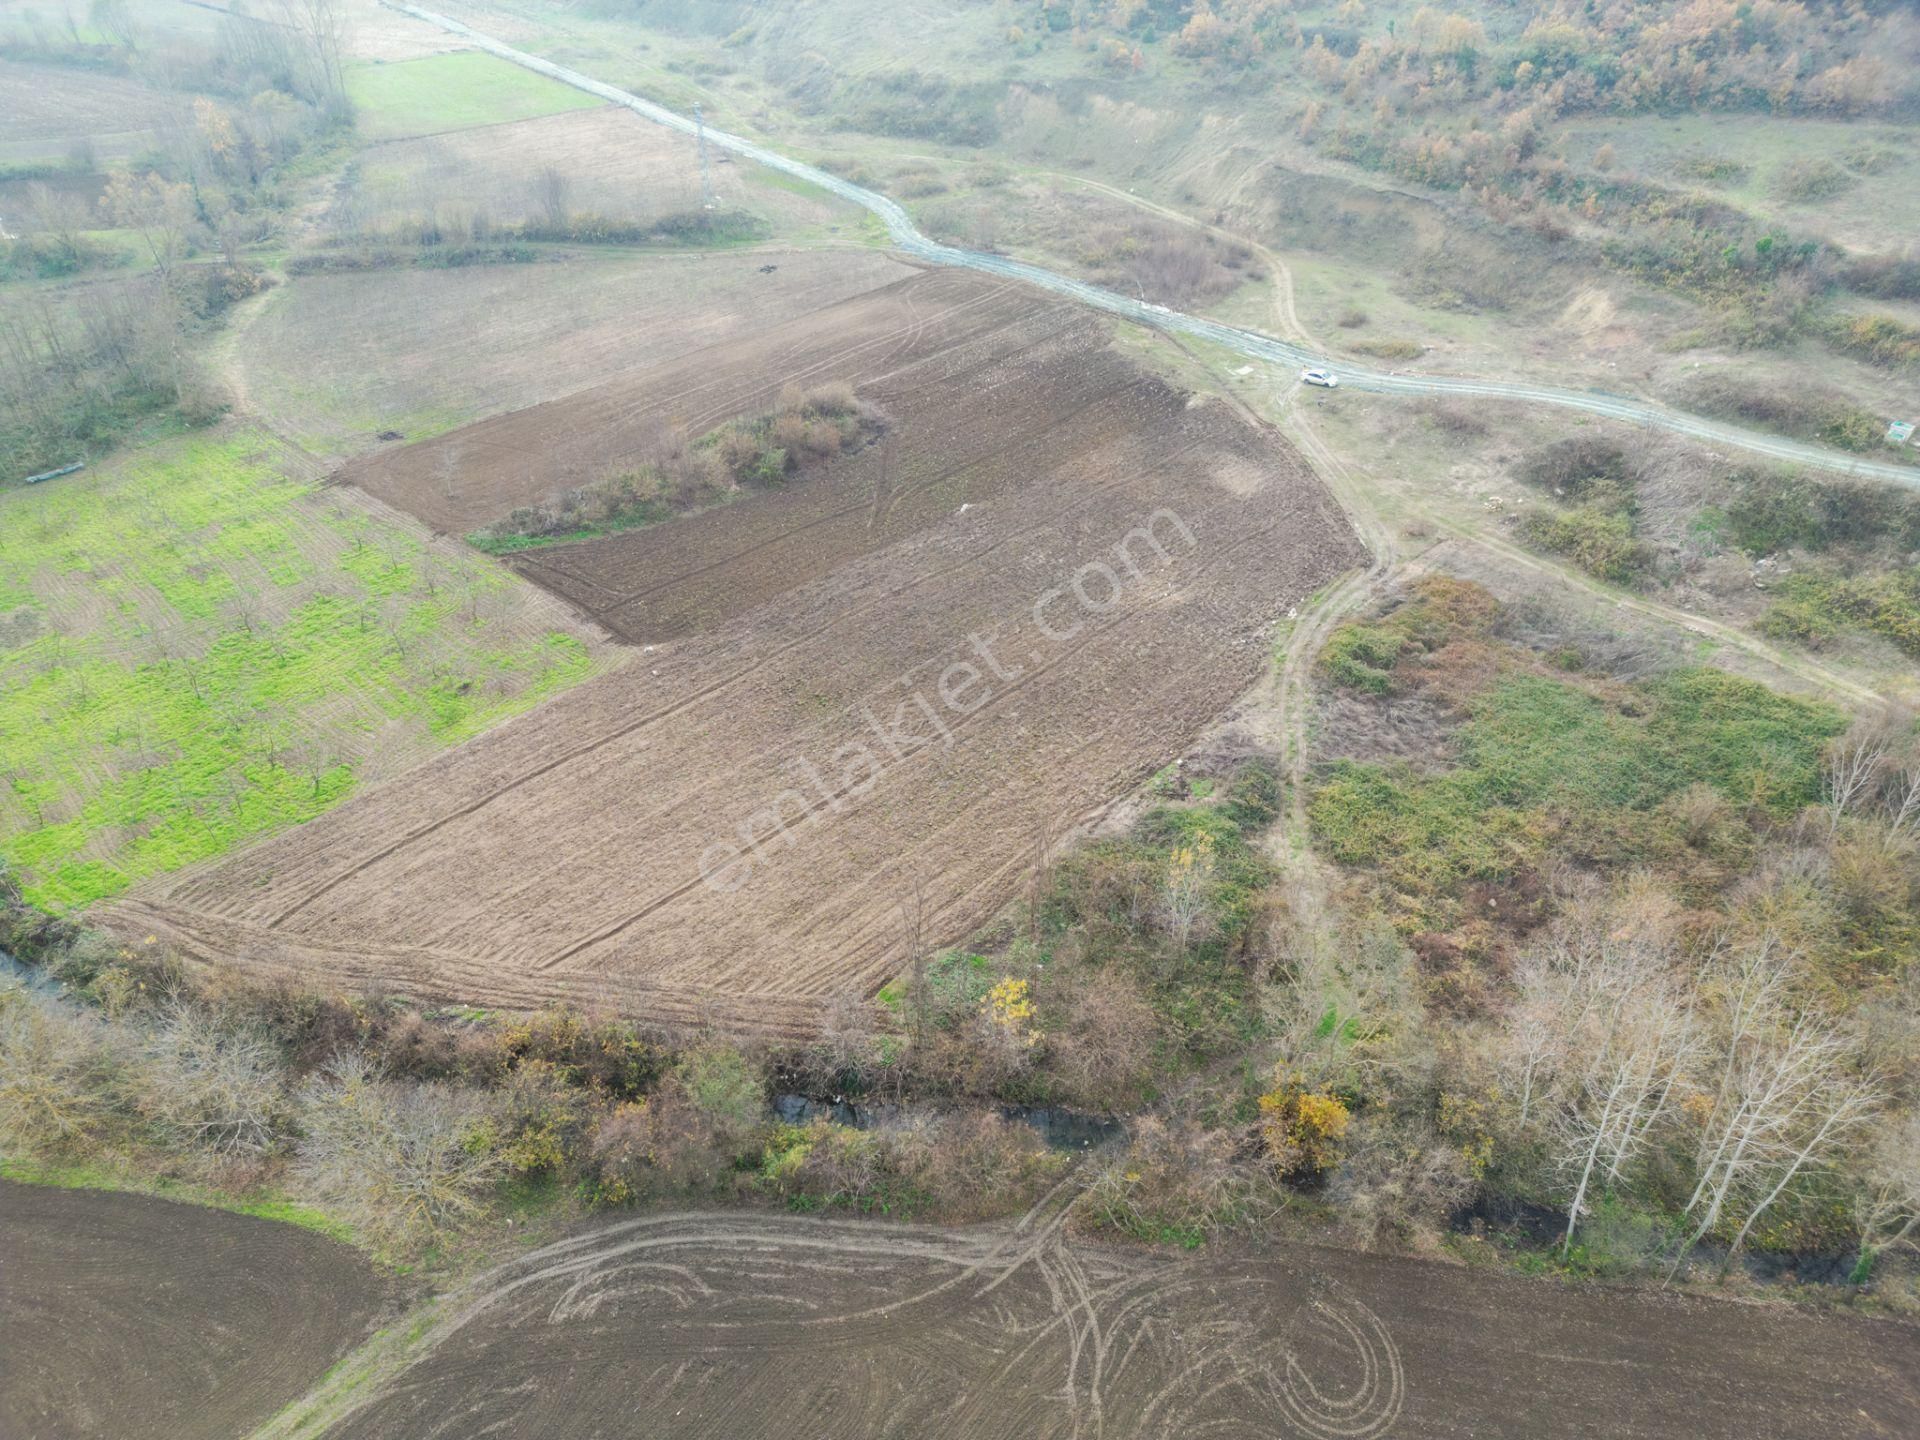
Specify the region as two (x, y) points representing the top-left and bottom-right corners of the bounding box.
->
(1669, 938), (1883, 1275)
(294, 1051), (500, 1246)
(102, 170), (194, 281)
(534, 165), (573, 231)
(1503, 896), (1697, 1252)
(0, 990), (111, 1149)
(1852, 1108), (1920, 1262)
(23, 182), (92, 270)
(275, 0), (350, 110)
(1156, 829), (1215, 956)
(135, 1003), (286, 1157)
(897, 873), (930, 1046)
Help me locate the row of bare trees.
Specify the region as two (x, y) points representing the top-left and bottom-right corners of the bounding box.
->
(1501, 828), (1914, 1274)
(0, 985), (502, 1247)
(1509, 908), (1878, 1262)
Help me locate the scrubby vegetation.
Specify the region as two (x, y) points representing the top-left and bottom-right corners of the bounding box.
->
(1707, 468), (1920, 658)
(1680, 374), (1895, 455)
(8, 574), (1917, 1294)
(471, 382), (882, 552)
(0, 876), (1067, 1255)
(1300, 578), (1920, 1281)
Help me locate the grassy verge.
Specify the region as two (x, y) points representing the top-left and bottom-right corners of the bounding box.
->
(1, 1155), (360, 1246)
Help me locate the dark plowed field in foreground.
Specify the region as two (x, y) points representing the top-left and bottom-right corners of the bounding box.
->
(0, 1182), (386, 1440)
(301, 1210), (1920, 1440)
(101, 271), (1363, 1034)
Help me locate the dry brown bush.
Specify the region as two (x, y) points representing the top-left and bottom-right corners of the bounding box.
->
(914, 1111), (1068, 1222)
(293, 1051), (502, 1248)
(134, 1004), (289, 1158)
(0, 990), (116, 1151)
(802, 380), (859, 415)
(1077, 1115), (1270, 1241)
(1040, 966), (1161, 1111)
(591, 1045), (763, 1198)
(1327, 1116), (1473, 1248)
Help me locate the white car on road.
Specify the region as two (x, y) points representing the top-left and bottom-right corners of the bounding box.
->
(1302, 368), (1339, 388)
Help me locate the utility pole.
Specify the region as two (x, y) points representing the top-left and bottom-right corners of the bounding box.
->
(694, 102), (716, 210)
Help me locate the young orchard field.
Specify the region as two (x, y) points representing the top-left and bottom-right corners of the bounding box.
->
(0, 429), (610, 908)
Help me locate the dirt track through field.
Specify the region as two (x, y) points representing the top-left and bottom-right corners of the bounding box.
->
(100, 272), (1364, 1033)
(0, 1182), (387, 1440)
(261, 1205), (1920, 1440)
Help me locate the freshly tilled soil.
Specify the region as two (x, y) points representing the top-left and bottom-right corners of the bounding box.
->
(0, 1181), (387, 1440)
(101, 271), (1365, 1035)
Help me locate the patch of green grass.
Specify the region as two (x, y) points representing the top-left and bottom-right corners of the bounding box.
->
(1762, 568), (1920, 660)
(345, 53), (605, 141)
(1310, 667), (1842, 919)
(0, 432), (597, 908)
(1321, 623), (1406, 694)
(746, 165), (838, 203)
(0, 1156), (358, 1245)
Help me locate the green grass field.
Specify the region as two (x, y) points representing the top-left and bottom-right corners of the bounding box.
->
(345, 52), (606, 141)
(0, 431), (602, 909)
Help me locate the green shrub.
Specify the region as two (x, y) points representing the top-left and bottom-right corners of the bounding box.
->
(1516, 505), (1650, 582)
(1725, 469), (1920, 555)
(1321, 622), (1406, 692)
(1763, 569), (1920, 658)
(1823, 311), (1920, 370)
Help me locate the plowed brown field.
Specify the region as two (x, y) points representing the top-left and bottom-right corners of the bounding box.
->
(100, 271), (1363, 1034)
(294, 1208), (1920, 1440)
(0, 1182), (386, 1440)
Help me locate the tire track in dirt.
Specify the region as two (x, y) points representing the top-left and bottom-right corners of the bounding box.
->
(247, 1194), (1914, 1440)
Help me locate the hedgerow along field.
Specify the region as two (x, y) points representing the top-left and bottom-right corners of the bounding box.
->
(343, 51), (607, 142)
(0, 429), (611, 910)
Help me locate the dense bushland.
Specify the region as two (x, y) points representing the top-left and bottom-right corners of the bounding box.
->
(1302, 578), (1919, 1279)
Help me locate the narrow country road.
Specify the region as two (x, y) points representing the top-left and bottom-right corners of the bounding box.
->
(388, 2), (1919, 489)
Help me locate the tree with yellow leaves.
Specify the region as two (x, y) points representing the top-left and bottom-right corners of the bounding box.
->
(1258, 1066), (1351, 1179)
(1158, 828), (1215, 955)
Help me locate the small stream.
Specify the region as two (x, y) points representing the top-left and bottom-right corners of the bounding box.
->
(0, 949), (60, 995)
(771, 1093), (1126, 1153)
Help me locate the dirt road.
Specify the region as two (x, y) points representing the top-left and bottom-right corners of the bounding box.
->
(254, 1204), (1919, 1440)
(387, 2), (1920, 491)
